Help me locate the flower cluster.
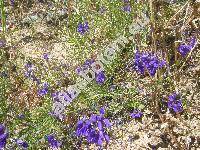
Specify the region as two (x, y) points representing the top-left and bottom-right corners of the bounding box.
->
(76, 59), (106, 85)
(46, 134), (61, 150)
(77, 21), (89, 35)
(130, 109), (143, 119)
(38, 82), (49, 96)
(76, 108), (111, 146)
(133, 51), (166, 76)
(177, 36), (197, 57)
(0, 124), (8, 150)
(168, 93), (183, 113)
(15, 139), (28, 149)
(95, 71), (106, 85)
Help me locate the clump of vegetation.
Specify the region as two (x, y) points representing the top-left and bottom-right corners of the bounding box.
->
(0, 0), (199, 149)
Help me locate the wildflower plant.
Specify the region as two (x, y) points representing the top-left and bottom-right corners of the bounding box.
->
(1, 0), (199, 149)
(133, 51), (166, 77)
(76, 108), (111, 146)
(46, 134), (61, 150)
(130, 109), (143, 119)
(77, 21), (89, 35)
(167, 93), (183, 113)
(177, 37), (197, 57)
(15, 139), (29, 149)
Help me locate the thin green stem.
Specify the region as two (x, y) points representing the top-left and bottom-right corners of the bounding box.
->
(0, 0), (6, 33)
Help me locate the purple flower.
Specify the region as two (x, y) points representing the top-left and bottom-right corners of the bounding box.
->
(46, 135), (61, 149)
(177, 37), (197, 57)
(95, 71), (106, 85)
(177, 45), (192, 57)
(168, 93), (183, 113)
(16, 139), (28, 149)
(76, 108), (111, 146)
(0, 124), (8, 150)
(38, 88), (48, 96)
(146, 57), (160, 76)
(75, 67), (82, 75)
(77, 21), (89, 35)
(84, 59), (95, 66)
(123, 5), (131, 13)
(134, 51), (146, 75)
(38, 82), (49, 96)
(25, 62), (32, 69)
(17, 114), (25, 119)
(0, 39), (6, 48)
(43, 53), (49, 60)
(130, 109), (143, 119)
(10, 0), (15, 6)
(99, 107), (105, 115)
(133, 51), (166, 76)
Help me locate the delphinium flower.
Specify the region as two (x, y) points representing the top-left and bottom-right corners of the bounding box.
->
(177, 36), (197, 57)
(130, 109), (143, 119)
(15, 139), (28, 149)
(145, 55), (165, 76)
(133, 51), (166, 77)
(38, 82), (49, 96)
(10, 0), (15, 6)
(0, 124), (9, 150)
(95, 71), (106, 85)
(133, 51), (146, 75)
(168, 93), (183, 113)
(77, 21), (89, 35)
(83, 59), (95, 66)
(122, 5), (131, 13)
(46, 135), (61, 150)
(76, 108), (111, 146)
(43, 53), (49, 60)
(0, 39), (6, 48)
